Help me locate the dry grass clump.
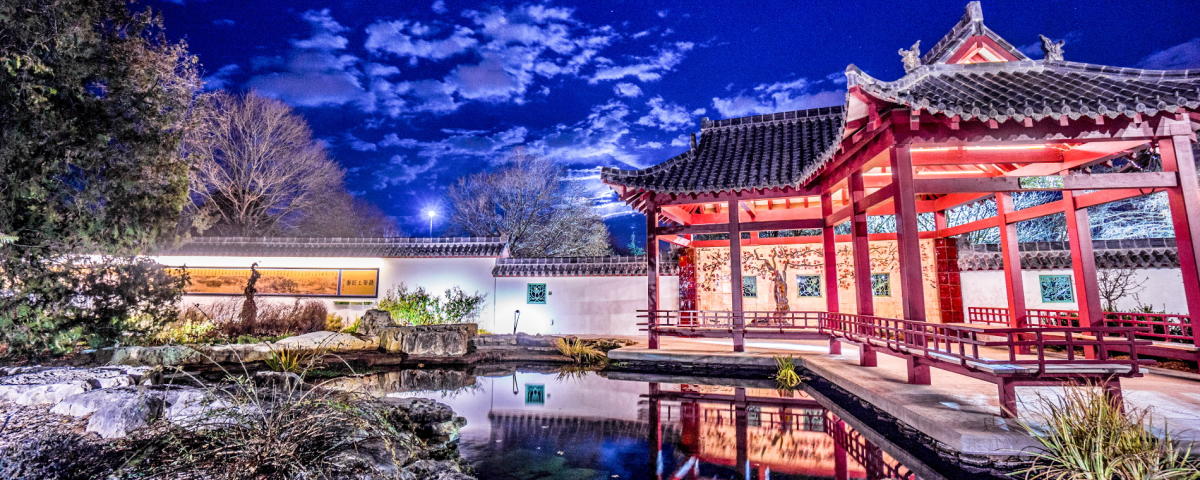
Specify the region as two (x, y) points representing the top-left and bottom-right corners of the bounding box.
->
(554, 337), (606, 365)
(1016, 384), (1199, 480)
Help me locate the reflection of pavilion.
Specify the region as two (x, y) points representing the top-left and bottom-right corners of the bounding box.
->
(647, 383), (917, 480)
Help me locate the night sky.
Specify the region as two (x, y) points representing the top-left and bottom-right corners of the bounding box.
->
(152, 0), (1200, 240)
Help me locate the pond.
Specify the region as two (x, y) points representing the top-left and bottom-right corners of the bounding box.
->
(329, 365), (991, 480)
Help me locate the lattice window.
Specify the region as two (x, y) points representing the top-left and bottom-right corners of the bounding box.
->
(1039, 275), (1074, 303)
(743, 276), (757, 298)
(526, 283), (547, 304)
(796, 275), (822, 297)
(871, 273), (891, 297)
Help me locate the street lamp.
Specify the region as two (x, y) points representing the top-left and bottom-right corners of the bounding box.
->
(425, 210), (437, 238)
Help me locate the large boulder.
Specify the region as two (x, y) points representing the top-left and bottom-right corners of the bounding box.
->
(49, 386), (165, 439)
(360, 309), (398, 336)
(102, 345), (203, 367)
(272, 331), (375, 352)
(378, 324), (476, 357)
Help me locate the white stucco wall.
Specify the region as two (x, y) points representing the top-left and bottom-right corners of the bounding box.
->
(150, 255), (498, 322)
(960, 268), (1188, 314)
(491, 275), (679, 335)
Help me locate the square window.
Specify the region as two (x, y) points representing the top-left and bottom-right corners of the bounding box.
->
(1039, 275), (1074, 303)
(743, 276), (757, 298)
(871, 273), (891, 297)
(524, 384), (545, 405)
(526, 283), (547, 304)
(796, 275), (822, 297)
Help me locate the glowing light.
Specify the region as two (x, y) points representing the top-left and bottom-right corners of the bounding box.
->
(911, 144), (1050, 153)
(425, 210), (437, 219)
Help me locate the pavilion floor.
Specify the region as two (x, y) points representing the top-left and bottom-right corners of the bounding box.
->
(608, 337), (1200, 457)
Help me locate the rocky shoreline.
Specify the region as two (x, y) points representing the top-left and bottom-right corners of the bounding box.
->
(0, 365), (478, 480)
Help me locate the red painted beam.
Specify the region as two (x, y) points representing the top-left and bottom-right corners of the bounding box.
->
(656, 218), (823, 236)
(914, 172), (1176, 194)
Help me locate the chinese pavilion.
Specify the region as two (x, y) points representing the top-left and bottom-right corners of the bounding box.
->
(601, 2), (1200, 367)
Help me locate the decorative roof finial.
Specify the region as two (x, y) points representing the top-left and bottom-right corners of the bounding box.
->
(965, 1), (984, 22)
(899, 41), (921, 73)
(1039, 34), (1065, 62)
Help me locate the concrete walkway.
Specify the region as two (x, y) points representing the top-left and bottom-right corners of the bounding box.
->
(610, 337), (1200, 456)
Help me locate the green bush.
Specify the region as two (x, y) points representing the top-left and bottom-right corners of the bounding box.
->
(377, 284), (486, 326)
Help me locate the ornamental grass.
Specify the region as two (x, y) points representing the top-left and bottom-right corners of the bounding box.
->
(1015, 384), (1199, 480)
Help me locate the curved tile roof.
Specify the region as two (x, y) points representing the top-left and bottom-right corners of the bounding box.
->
(848, 60), (1200, 123)
(958, 238), (1179, 271)
(158, 236), (507, 258)
(600, 106), (845, 195)
(492, 256), (678, 277)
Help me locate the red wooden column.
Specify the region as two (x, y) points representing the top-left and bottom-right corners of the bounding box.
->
(1063, 190), (1101, 359)
(728, 198), (746, 352)
(646, 201), (660, 349)
(996, 193), (1027, 329)
(1160, 133), (1200, 351)
(890, 145), (926, 322)
(822, 191), (842, 354)
(849, 171), (876, 366)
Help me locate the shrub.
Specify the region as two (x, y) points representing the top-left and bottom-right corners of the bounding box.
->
(325, 313), (345, 331)
(377, 284), (486, 326)
(1016, 384), (1199, 479)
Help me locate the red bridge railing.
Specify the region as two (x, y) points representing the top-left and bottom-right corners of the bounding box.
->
(966, 307), (1196, 345)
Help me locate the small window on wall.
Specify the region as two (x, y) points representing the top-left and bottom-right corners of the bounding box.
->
(1039, 275), (1074, 303)
(526, 283), (547, 304)
(796, 275), (822, 297)
(871, 273), (891, 297)
(743, 276), (758, 298)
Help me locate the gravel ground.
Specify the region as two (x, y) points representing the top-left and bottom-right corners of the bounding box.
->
(0, 401), (98, 452)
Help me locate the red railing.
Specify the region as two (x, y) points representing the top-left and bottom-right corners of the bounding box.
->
(966, 306), (1010, 326)
(638, 310), (824, 330)
(967, 307), (1196, 345)
(641, 309), (1150, 376)
(822, 312), (1149, 375)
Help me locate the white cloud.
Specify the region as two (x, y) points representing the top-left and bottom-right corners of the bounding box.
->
(711, 78), (844, 118)
(372, 127), (530, 188)
(431, 0), (448, 14)
(589, 41), (694, 83)
(364, 21), (478, 63)
(613, 82), (642, 97)
(245, 9), (367, 108)
(202, 63), (240, 90)
(1138, 38), (1200, 70)
(636, 96), (693, 131)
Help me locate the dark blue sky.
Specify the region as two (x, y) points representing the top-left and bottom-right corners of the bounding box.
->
(153, 0), (1200, 239)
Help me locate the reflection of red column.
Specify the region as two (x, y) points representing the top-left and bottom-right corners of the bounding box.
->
(680, 400), (700, 455)
(829, 416), (849, 480)
(734, 388), (749, 478)
(649, 383), (663, 480)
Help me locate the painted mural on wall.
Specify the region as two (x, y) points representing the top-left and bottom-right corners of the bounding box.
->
(694, 240), (940, 320)
(168, 267), (379, 297)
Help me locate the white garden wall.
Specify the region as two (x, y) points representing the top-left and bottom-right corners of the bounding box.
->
(491, 275), (679, 335)
(959, 268), (1188, 314)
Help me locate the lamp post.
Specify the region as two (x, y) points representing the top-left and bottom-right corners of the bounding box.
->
(425, 210), (437, 238)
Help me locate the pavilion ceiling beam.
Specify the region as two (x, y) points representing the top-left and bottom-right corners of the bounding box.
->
(659, 205), (694, 225)
(913, 172), (1176, 194)
(655, 218), (823, 236)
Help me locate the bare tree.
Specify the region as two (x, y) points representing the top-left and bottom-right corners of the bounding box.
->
(1097, 268), (1146, 311)
(447, 151), (610, 257)
(185, 92), (355, 236)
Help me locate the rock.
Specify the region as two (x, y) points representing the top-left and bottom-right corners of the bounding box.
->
(386, 397), (466, 443)
(102, 345), (203, 367)
(360, 309), (398, 336)
(399, 459), (474, 480)
(161, 387), (230, 427)
(253, 371), (304, 390)
(378, 324), (476, 357)
(201, 343), (273, 364)
(49, 386), (164, 439)
(0, 366), (153, 405)
(272, 331), (375, 352)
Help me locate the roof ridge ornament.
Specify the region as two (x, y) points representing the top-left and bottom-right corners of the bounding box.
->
(1039, 34), (1065, 62)
(899, 41), (922, 73)
(965, 1), (983, 22)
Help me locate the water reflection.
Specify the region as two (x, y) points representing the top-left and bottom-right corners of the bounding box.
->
(376, 368), (926, 480)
